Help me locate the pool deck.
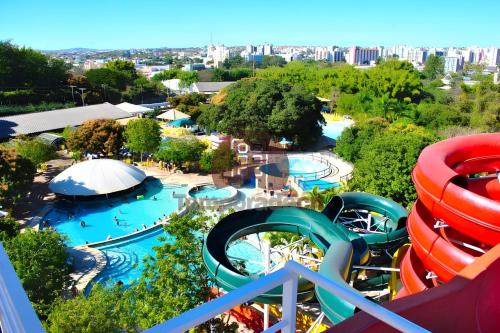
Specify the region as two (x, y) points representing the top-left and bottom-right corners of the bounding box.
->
(67, 246), (107, 291)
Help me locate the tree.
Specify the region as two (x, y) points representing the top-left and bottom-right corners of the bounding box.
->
(105, 59), (137, 80)
(124, 118), (161, 161)
(127, 211), (238, 331)
(269, 85), (325, 147)
(68, 119), (123, 156)
(45, 285), (135, 333)
(0, 41), (69, 90)
(154, 138), (207, 166)
(14, 138), (57, 167)
(334, 118), (389, 162)
(304, 186), (325, 211)
(199, 150), (214, 173)
(350, 124), (437, 207)
(0, 147), (36, 205)
(0, 216), (20, 243)
(85, 68), (130, 91)
(5, 229), (69, 317)
(151, 69), (198, 87)
(198, 78), (325, 149)
(423, 55), (445, 80)
(211, 142), (235, 175)
(262, 55), (287, 68)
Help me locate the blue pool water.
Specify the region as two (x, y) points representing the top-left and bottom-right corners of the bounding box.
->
(298, 179), (341, 191)
(44, 178), (187, 246)
(189, 185), (232, 199)
(261, 157), (328, 179)
(93, 229), (265, 287)
(322, 120), (352, 140)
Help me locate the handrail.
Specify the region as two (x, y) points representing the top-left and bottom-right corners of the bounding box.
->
(289, 153), (336, 183)
(0, 243), (44, 333)
(144, 260), (430, 333)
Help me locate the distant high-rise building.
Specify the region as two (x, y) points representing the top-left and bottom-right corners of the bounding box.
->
(346, 46), (379, 65)
(487, 47), (500, 66)
(209, 45), (231, 68)
(246, 45), (257, 54)
(444, 56), (464, 73)
(263, 44), (273, 56)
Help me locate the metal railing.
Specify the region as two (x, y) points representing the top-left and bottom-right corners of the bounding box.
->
(0, 243), (44, 333)
(144, 260), (430, 333)
(290, 153), (338, 184)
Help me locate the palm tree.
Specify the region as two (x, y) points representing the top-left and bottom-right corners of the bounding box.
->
(305, 186), (325, 211)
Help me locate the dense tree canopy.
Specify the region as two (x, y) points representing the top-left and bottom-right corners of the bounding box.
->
(0, 147), (36, 205)
(68, 119), (123, 156)
(14, 138), (57, 167)
(349, 124), (437, 207)
(0, 41), (69, 89)
(124, 118), (161, 160)
(0, 216), (20, 243)
(154, 138), (207, 166)
(6, 229), (69, 318)
(126, 211), (236, 331)
(151, 69), (198, 87)
(46, 285), (134, 333)
(198, 78), (325, 148)
(423, 54), (445, 80)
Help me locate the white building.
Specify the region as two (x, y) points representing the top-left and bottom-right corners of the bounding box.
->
(208, 45), (231, 68)
(346, 46), (379, 65)
(263, 44), (273, 55)
(444, 56), (464, 73)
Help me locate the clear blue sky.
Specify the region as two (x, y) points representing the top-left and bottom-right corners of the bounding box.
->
(1, 0), (499, 50)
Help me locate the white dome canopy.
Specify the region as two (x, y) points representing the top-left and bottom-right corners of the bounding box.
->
(49, 159), (146, 196)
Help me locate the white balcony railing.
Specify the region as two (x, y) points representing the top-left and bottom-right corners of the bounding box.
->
(0, 243), (44, 333)
(145, 260), (430, 333)
(0, 246), (429, 333)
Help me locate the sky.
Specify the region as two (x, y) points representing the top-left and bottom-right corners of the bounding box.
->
(1, 0), (499, 50)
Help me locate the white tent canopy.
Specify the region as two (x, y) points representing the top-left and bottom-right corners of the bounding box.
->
(156, 109), (190, 121)
(115, 102), (152, 115)
(49, 159), (146, 196)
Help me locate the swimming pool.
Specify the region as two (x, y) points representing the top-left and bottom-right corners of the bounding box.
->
(92, 229), (266, 287)
(44, 178), (187, 246)
(298, 179), (341, 191)
(260, 157), (330, 180)
(189, 185), (232, 199)
(322, 120), (352, 140)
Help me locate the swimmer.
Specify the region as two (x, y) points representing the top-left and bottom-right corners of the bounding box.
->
(80, 220), (86, 228)
(116, 220), (120, 226)
(153, 196), (157, 201)
(106, 235), (112, 240)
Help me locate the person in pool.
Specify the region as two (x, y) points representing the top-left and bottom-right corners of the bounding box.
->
(80, 220), (86, 228)
(153, 196), (157, 201)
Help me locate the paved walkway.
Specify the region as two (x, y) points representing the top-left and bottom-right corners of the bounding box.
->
(12, 155), (73, 228)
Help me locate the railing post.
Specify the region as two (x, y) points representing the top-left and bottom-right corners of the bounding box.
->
(281, 270), (298, 333)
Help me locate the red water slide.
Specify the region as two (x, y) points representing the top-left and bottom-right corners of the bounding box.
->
(401, 133), (500, 294)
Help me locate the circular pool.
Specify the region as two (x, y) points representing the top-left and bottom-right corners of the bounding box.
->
(187, 184), (238, 206)
(260, 156), (331, 180)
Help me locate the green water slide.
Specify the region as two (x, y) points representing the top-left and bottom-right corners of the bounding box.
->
(329, 192), (408, 250)
(202, 192), (408, 323)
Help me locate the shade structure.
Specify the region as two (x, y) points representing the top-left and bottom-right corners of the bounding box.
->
(49, 159), (146, 196)
(156, 109), (190, 121)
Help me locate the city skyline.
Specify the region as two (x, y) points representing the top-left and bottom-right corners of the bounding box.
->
(1, 0), (499, 50)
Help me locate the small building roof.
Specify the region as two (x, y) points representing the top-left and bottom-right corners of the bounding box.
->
(191, 81), (233, 94)
(156, 109), (190, 121)
(0, 103), (131, 139)
(36, 133), (65, 146)
(49, 159), (146, 196)
(115, 102), (152, 114)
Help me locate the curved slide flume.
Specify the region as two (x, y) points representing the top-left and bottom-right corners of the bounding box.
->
(401, 133), (500, 294)
(202, 192), (408, 324)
